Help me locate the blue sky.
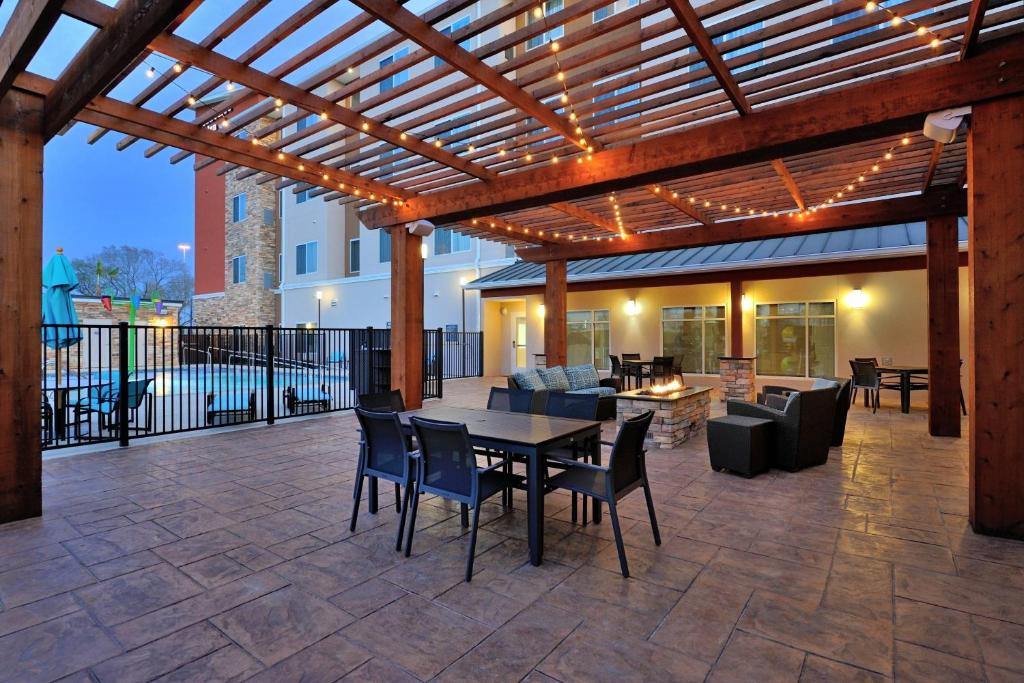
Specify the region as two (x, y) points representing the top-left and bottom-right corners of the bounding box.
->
(0, 0), (414, 266)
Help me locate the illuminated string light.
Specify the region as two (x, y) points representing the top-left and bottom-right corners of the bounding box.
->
(863, 1), (958, 50)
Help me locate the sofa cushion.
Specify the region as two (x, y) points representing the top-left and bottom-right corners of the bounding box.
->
(511, 369), (546, 391)
(568, 386), (616, 397)
(811, 378), (839, 392)
(538, 366), (571, 392)
(565, 364), (600, 390)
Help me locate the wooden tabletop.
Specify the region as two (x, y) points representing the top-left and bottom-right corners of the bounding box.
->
(397, 406), (600, 448)
(877, 365), (928, 373)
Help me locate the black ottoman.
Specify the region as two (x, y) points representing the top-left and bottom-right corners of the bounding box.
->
(707, 415), (773, 477)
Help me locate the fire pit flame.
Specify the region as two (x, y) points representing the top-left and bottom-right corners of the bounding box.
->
(644, 379), (684, 396)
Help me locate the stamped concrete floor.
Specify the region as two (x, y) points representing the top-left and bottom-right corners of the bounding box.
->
(2, 377), (1023, 682)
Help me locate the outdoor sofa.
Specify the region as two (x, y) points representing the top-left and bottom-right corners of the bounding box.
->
(758, 377), (852, 447)
(507, 364), (620, 420)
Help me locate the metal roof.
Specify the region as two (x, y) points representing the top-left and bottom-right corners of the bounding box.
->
(465, 220), (968, 290)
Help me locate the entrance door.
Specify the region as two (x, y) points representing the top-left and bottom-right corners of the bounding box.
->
(514, 316), (527, 369)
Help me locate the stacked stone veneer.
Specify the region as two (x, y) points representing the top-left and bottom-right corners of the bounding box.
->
(193, 118), (280, 327)
(719, 357), (756, 402)
(616, 388), (713, 450)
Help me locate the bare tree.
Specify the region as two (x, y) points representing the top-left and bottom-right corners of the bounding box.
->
(71, 246), (192, 301)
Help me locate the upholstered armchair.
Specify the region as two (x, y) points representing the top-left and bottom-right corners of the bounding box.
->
(758, 377), (851, 447)
(727, 385), (839, 471)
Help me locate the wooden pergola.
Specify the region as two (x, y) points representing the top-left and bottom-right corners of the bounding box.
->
(1, 0), (1021, 536)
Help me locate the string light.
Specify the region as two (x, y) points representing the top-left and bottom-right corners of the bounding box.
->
(146, 67), (156, 78)
(863, 1), (959, 50)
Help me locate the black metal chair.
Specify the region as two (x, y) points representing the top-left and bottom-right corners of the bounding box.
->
(544, 392), (601, 525)
(609, 354), (623, 387)
(622, 353), (649, 388)
(547, 410), (659, 578)
(405, 417), (520, 581)
(850, 360), (884, 413)
(486, 387), (535, 413)
(652, 356), (675, 384)
(357, 389), (406, 412)
(350, 407), (417, 551)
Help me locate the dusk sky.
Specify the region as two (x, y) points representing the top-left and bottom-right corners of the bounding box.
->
(0, 0), (412, 267)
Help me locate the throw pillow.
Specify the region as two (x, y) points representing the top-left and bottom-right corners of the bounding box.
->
(565, 364), (600, 391)
(512, 369), (545, 390)
(538, 366), (571, 392)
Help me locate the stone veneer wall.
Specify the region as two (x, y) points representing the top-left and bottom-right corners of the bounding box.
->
(193, 118), (280, 327)
(719, 357), (756, 402)
(616, 391), (712, 449)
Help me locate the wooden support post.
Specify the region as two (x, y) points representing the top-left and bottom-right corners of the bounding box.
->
(390, 228), (423, 409)
(968, 93), (1024, 538)
(0, 89), (44, 523)
(926, 215), (962, 438)
(730, 280), (744, 357)
(544, 260), (567, 368)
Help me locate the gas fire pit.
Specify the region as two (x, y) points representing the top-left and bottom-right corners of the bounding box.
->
(614, 383), (713, 449)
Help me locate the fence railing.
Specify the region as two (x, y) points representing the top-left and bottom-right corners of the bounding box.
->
(40, 323), (479, 451)
(441, 331), (484, 379)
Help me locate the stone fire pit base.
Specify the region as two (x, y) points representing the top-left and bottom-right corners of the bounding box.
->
(615, 386), (713, 449)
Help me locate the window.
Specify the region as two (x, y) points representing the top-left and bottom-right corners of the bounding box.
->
(689, 22), (763, 88)
(755, 302), (836, 378)
(231, 193), (246, 223)
(231, 255), (246, 284)
(380, 230), (392, 263)
(379, 48), (409, 92)
(378, 148), (401, 180)
(349, 239), (360, 273)
(295, 188), (309, 204)
(592, 70), (640, 126)
(296, 241), (318, 275)
(661, 305), (726, 375)
(526, 0), (564, 50)
(567, 310), (610, 370)
(434, 228), (471, 255)
(295, 113), (318, 132)
(437, 17), (471, 67)
(593, 0), (638, 23)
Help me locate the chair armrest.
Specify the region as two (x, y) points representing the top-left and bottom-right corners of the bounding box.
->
(726, 399), (783, 421)
(764, 394), (789, 411)
(479, 456), (511, 472)
(551, 459), (609, 474)
(599, 377), (620, 390)
(600, 440), (615, 448)
(762, 385), (796, 397)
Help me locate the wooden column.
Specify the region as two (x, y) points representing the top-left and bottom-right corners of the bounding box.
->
(730, 279), (744, 356)
(544, 260), (567, 367)
(0, 89), (44, 523)
(926, 215), (962, 437)
(968, 93), (1024, 538)
(390, 228), (423, 409)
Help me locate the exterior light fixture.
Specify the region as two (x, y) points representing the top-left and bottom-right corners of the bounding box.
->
(847, 288), (868, 309)
(741, 294), (753, 312)
(315, 290), (323, 300)
(538, 303), (546, 317)
(624, 299), (639, 316)
(421, 243), (429, 259)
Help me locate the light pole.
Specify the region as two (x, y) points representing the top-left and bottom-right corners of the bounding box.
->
(459, 276), (469, 374)
(315, 290), (323, 328)
(177, 243), (191, 325)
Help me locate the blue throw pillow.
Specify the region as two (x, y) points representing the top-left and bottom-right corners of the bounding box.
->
(512, 369), (545, 390)
(538, 366), (571, 392)
(565, 364), (600, 390)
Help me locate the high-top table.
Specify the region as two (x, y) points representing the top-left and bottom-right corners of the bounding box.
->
(385, 406), (602, 566)
(876, 365), (928, 413)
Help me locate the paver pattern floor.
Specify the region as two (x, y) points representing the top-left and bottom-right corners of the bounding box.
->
(2, 377), (1023, 681)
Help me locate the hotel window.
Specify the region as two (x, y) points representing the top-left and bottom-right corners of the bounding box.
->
(295, 188), (309, 204)
(379, 48), (410, 92)
(661, 306), (726, 375)
(378, 148), (400, 180)
(295, 241), (318, 275)
(526, 0), (564, 50)
(434, 228), (471, 255)
(231, 193), (246, 223)
(593, 0), (638, 23)
(436, 17), (472, 67)
(592, 70), (640, 127)
(567, 310), (610, 370)
(231, 255), (246, 284)
(295, 113), (318, 132)
(755, 302), (836, 378)
(689, 22), (763, 88)
(379, 230), (392, 263)
(349, 239), (360, 273)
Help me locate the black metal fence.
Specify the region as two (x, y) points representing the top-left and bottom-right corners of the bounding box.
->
(442, 331), (484, 379)
(40, 323), (480, 451)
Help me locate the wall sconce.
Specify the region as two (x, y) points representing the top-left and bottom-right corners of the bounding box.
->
(624, 298), (639, 316)
(846, 288), (868, 309)
(420, 243), (429, 259)
(741, 293), (753, 312)
(459, 276), (470, 287)
(500, 305), (507, 316)
(315, 290), (323, 300)
(538, 303), (546, 317)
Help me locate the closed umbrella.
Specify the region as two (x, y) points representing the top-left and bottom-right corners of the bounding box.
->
(42, 247), (83, 386)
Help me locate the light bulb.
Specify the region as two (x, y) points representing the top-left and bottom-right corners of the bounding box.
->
(551, 41), (559, 52)
(172, 63), (183, 73)
(275, 98), (283, 107)
(146, 67), (156, 78)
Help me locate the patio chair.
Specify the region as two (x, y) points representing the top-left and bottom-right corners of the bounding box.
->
(652, 356), (675, 384)
(284, 383), (332, 414)
(41, 398), (53, 446)
(544, 392), (601, 525)
(759, 377), (852, 447)
(486, 387), (535, 413)
(622, 353), (650, 388)
(206, 390), (257, 426)
(350, 407), (418, 551)
(73, 378), (154, 437)
(727, 386), (838, 471)
(609, 354), (624, 386)
(357, 389), (406, 412)
(849, 360), (899, 413)
(405, 417), (520, 581)
(546, 410), (660, 577)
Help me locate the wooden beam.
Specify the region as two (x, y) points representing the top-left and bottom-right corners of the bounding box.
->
(391, 228), (424, 409)
(544, 261), (567, 368)
(346, 0), (590, 156)
(43, 0), (198, 139)
(0, 89), (44, 522)
(968, 92), (1024, 538)
(0, 0), (64, 98)
(960, 0), (991, 60)
(361, 35), (1023, 228)
(770, 158), (807, 211)
(550, 202), (626, 236)
(921, 141), (944, 192)
(730, 279), (743, 356)
(927, 214), (962, 437)
(647, 186), (712, 225)
(518, 190), (966, 262)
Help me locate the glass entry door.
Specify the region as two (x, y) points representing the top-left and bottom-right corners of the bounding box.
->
(514, 317), (527, 369)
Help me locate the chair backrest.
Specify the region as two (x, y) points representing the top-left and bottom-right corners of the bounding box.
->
(652, 356), (674, 377)
(410, 417), (476, 501)
(357, 389), (406, 412)
(849, 360), (879, 388)
(607, 410), (654, 492)
(487, 387), (534, 413)
(609, 355), (622, 376)
(123, 378), (152, 409)
(854, 357), (879, 365)
(622, 353), (641, 361)
(355, 407), (409, 478)
(544, 392), (599, 421)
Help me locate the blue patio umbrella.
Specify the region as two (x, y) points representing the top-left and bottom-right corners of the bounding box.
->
(42, 248), (83, 383)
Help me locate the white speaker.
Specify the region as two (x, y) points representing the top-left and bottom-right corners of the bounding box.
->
(923, 107), (971, 144)
(406, 220), (435, 237)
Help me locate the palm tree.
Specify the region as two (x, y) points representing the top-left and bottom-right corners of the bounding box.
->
(93, 259), (119, 296)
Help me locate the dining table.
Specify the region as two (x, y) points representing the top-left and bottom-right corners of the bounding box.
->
(876, 364), (928, 414)
(365, 405), (603, 566)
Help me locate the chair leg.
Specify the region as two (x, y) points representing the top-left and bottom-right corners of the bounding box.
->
(460, 503), (469, 528)
(396, 478), (413, 552)
(850, 387), (857, 405)
(872, 390), (878, 414)
(465, 502), (482, 582)
(571, 492), (578, 524)
(607, 498), (629, 578)
(349, 473), (364, 533)
(404, 482), (421, 557)
(394, 482), (402, 513)
(642, 480), (661, 546)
